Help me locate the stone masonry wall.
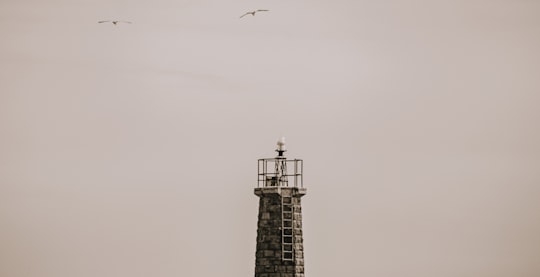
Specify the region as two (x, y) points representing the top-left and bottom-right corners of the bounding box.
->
(254, 187), (306, 277)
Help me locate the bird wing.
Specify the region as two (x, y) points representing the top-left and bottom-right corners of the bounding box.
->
(257, 9), (269, 12)
(97, 20), (110, 23)
(120, 21), (132, 24)
(240, 12), (250, 18)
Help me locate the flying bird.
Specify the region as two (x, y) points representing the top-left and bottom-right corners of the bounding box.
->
(98, 20), (132, 25)
(240, 9), (269, 18)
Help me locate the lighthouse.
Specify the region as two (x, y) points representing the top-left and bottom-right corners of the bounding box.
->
(254, 137), (306, 277)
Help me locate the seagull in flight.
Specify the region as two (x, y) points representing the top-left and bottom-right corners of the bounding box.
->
(240, 9), (269, 18)
(98, 20), (132, 25)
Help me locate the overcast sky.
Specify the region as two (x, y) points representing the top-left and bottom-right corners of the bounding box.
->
(1, 0), (540, 277)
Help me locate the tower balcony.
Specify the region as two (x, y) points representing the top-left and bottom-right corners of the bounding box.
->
(257, 158), (303, 188)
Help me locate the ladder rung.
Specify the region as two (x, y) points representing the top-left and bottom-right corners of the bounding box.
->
(283, 252), (294, 260)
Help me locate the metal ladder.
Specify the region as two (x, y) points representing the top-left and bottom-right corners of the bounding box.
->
(282, 195), (294, 261)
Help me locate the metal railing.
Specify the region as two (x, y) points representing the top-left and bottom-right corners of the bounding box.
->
(257, 158), (303, 188)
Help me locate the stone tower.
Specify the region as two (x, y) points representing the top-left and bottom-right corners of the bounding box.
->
(254, 138), (306, 277)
